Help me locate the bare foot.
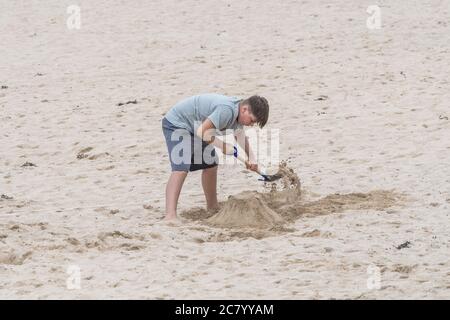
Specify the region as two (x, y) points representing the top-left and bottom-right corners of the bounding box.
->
(207, 206), (220, 215)
(160, 215), (182, 226)
(164, 214), (177, 221)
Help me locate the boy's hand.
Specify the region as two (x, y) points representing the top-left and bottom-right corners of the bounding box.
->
(245, 162), (259, 172)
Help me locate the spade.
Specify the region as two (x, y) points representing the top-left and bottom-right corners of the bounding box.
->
(233, 146), (282, 182)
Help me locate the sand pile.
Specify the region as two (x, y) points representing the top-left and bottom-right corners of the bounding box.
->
(206, 191), (285, 229)
(262, 161), (302, 210)
(204, 162), (302, 229)
(183, 162), (403, 239)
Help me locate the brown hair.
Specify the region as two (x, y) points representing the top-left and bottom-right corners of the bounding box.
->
(241, 95), (269, 128)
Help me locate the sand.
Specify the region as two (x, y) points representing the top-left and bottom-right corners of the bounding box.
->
(206, 191), (285, 229)
(1, 0), (450, 299)
(204, 162), (300, 230)
(183, 164), (404, 241)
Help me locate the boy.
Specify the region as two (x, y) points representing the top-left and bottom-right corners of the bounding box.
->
(161, 93), (269, 221)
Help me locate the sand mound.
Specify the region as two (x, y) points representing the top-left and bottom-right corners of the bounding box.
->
(205, 162), (302, 230)
(181, 162), (403, 242)
(206, 191), (285, 229)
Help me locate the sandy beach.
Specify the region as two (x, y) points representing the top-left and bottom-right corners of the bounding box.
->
(1, 0), (449, 299)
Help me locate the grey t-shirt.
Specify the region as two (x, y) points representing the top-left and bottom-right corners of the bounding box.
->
(164, 94), (243, 135)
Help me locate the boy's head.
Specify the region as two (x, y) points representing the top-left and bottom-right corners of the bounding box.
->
(238, 95), (269, 128)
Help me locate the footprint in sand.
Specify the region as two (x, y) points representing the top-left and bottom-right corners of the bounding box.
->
(155, 218), (183, 227)
(97, 165), (115, 171)
(76, 147), (93, 159)
(0, 250), (32, 265)
(88, 152), (111, 160)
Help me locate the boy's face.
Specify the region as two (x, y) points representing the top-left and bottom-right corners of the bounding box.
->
(238, 104), (257, 126)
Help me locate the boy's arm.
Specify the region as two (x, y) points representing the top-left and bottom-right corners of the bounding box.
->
(196, 119), (234, 154)
(234, 129), (258, 171)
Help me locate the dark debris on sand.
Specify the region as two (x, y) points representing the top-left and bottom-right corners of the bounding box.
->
(315, 95), (328, 101)
(117, 100), (138, 106)
(21, 162), (37, 167)
(396, 241), (412, 250)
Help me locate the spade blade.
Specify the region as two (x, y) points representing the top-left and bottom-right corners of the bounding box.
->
(259, 173), (282, 182)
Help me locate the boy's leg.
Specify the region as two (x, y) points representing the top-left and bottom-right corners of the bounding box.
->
(201, 165), (218, 211)
(165, 171), (188, 220)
